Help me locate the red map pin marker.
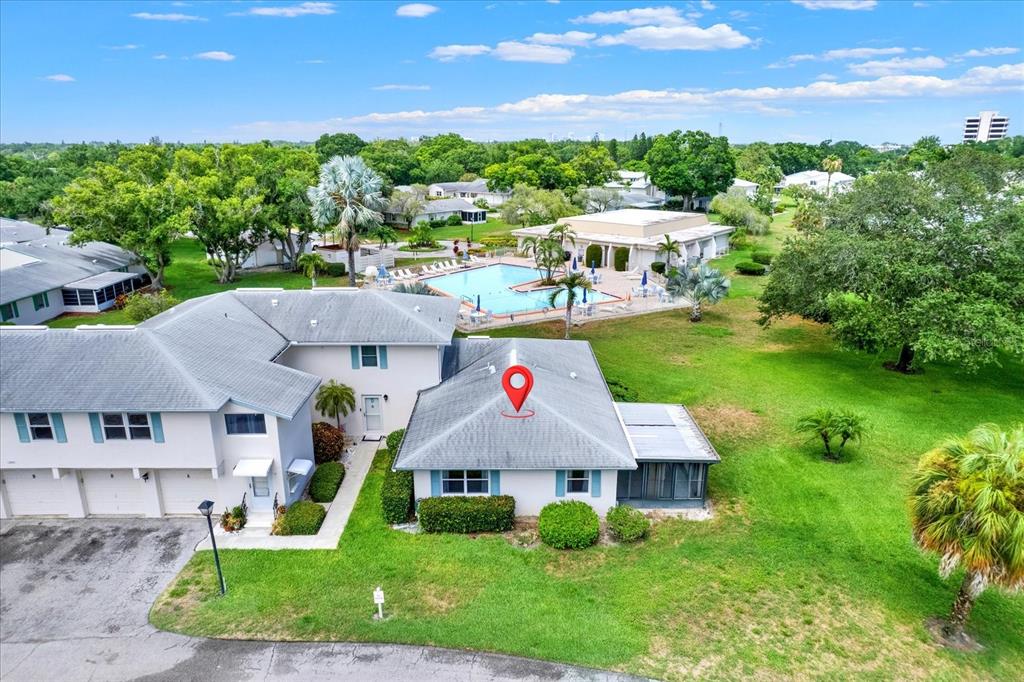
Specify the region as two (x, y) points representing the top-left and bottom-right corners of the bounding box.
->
(501, 365), (534, 413)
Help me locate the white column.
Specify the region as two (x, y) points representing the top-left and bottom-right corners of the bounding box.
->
(0, 479), (11, 519)
(141, 470), (163, 518)
(61, 470), (88, 518)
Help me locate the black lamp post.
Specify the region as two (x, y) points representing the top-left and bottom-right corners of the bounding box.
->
(198, 499), (226, 595)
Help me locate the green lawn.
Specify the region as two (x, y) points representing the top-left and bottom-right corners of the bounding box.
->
(400, 217), (516, 243)
(150, 211), (1023, 679)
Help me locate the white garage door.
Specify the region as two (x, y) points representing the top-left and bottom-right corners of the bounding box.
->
(2, 469), (66, 516)
(81, 470), (145, 516)
(158, 469), (217, 515)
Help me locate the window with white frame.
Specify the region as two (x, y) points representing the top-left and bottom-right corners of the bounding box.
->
(360, 345), (378, 367)
(27, 413), (53, 440)
(442, 470), (488, 495)
(567, 469), (590, 494)
(225, 413), (267, 435)
(102, 412), (151, 440)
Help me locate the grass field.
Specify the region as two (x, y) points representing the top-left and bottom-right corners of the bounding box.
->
(151, 209), (1023, 679)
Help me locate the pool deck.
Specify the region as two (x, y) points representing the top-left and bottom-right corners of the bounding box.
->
(382, 254), (694, 331)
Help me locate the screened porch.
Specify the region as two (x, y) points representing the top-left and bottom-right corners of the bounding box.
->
(616, 461), (708, 509)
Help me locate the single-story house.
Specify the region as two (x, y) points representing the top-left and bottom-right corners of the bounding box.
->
(232, 232), (314, 271)
(775, 169), (854, 194)
(0, 219), (148, 325)
(512, 208), (734, 271)
(0, 288), (460, 519)
(427, 179), (510, 207)
(604, 170), (666, 200)
(384, 197), (487, 227)
(1, 218), (71, 244)
(394, 337), (720, 516)
(730, 178), (759, 198)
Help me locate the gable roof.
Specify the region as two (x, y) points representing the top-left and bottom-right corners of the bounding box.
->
(0, 288), (459, 417)
(394, 337), (637, 471)
(0, 233), (138, 304)
(419, 198), (480, 214)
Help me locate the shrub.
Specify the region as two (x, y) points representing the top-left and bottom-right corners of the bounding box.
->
(219, 504), (247, 532)
(386, 428), (405, 454)
(613, 247), (630, 272)
(445, 214), (464, 226)
(325, 262), (347, 278)
(418, 495), (515, 533)
(606, 505), (650, 542)
(728, 228), (751, 251)
(752, 250), (774, 265)
(606, 377), (638, 402)
(480, 235), (518, 248)
(735, 260), (767, 276)
(122, 290), (179, 322)
(311, 421), (344, 464)
(584, 244), (603, 269)
(650, 261), (666, 275)
(309, 462), (345, 503)
(428, 219), (447, 229)
(538, 500), (600, 549)
(711, 190), (771, 235)
(273, 500), (326, 535)
(380, 448), (414, 524)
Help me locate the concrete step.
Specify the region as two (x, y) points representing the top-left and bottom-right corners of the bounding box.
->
(246, 512), (275, 528)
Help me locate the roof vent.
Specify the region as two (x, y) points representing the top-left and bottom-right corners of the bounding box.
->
(271, 299), (279, 307)
(414, 305), (421, 313)
(570, 371), (577, 380)
(310, 319), (318, 327)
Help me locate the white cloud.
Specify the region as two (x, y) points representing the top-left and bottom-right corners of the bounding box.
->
(42, 74), (75, 82)
(790, 0), (876, 9)
(153, 54), (169, 60)
(769, 46), (905, 68)
(571, 6), (688, 26)
(104, 44), (140, 50)
(815, 73), (838, 81)
(491, 41), (575, 63)
(300, 59), (327, 64)
(247, 2), (335, 17)
(959, 47), (1020, 58)
(526, 31), (596, 47)
(701, 1), (716, 9)
(429, 44), (491, 62)
(595, 23), (752, 51)
(372, 84), (431, 91)
(848, 55), (946, 77)
(130, 12), (205, 21)
(912, 1), (928, 6)
(195, 51), (236, 61)
(396, 3), (439, 18)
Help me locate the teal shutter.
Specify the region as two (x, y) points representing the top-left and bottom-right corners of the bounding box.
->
(591, 470), (602, 497)
(11, 301), (18, 317)
(43, 291), (49, 307)
(150, 413), (164, 443)
(88, 413), (104, 443)
(13, 413), (30, 442)
(350, 346), (361, 369)
(430, 470), (441, 496)
(378, 345), (388, 369)
(489, 470), (501, 495)
(51, 414), (67, 443)
(555, 470), (566, 497)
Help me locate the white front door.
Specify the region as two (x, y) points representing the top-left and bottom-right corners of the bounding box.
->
(363, 395), (383, 432)
(250, 476), (272, 510)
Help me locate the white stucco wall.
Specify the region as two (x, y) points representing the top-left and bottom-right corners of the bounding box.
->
(2, 288), (64, 325)
(279, 344), (444, 438)
(411, 468), (620, 517)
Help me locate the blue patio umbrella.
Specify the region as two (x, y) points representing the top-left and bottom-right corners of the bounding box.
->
(641, 270), (648, 287)
(590, 261), (596, 275)
(571, 256), (578, 271)
(582, 288), (588, 303)
(476, 294), (481, 312)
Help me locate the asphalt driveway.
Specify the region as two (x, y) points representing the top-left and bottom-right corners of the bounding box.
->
(0, 519), (647, 681)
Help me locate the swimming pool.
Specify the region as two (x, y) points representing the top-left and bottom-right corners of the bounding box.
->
(425, 264), (617, 315)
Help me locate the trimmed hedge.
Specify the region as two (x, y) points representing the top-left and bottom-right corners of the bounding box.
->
(751, 250), (774, 265)
(273, 500), (326, 536)
(735, 260), (767, 276)
(650, 261), (666, 275)
(386, 428), (405, 453)
(480, 235), (517, 248)
(613, 247), (630, 272)
(606, 505), (650, 542)
(538, 500), (600, 549)
(325, 262), (347, 278)
(309, 462), (345, 503)
(312, 421), (344, 464)
(584, 244), (603, 269)
(381, 450), (414, 524)
(445, 214), (463, 226)
(418, 495), (515, 533)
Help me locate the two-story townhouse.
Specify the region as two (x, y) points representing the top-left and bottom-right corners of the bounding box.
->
(0, 288), (459, 519)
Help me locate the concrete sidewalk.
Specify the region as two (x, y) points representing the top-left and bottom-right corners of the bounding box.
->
(196, 440), (379, 551)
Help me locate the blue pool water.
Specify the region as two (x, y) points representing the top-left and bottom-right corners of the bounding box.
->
(425, 264), (616, 315)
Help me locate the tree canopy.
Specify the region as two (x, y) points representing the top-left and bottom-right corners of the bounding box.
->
(646, 130), (735, 208)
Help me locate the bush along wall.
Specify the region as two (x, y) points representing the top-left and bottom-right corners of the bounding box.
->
(381, 429), (414, 524)
(272, 500), (326, 536)
(584, 244), (603, 269)
(418, 495), (516, 533)
(309, 462), (345, 503)
(538, 500), (600, 549)
(613, 247), (630, 272)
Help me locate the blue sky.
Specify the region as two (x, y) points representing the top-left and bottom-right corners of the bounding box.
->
(1, 1), (1021, 144)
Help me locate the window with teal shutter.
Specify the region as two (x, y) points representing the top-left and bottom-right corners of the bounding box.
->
(150, 413), (165, 443)
(88, 413), (104, 443)
(350, 346), (361, 369)
(51, 414), (67, 443)
(489, 470), (501, 495)
(430, 470), (441, 496)
(591, 470), (602, 497)
(378, 346), (388, 369)
(13, 414), (30, 443)
(555, 470), (566, 497)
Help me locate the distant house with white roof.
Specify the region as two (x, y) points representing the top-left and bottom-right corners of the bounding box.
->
(730, 178), (759, 198)
(0, 218), (148, 325)
(512, 209), (734, 271)
(427, 179), (511, 207)
(604, 170), (666, 201)
(775, 169), (854, 194)
(384, 197), (487, 226)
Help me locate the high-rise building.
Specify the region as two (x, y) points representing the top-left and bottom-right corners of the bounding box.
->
(963, 111), (1010, 142)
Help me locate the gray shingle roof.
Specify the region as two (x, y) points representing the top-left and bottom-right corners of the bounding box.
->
(0, 234), (139, 304)
(0, 289), (459, 418)
(420, 198), (479, 214)
(0, 218), (71, 244)
(394, 338), (637, 471)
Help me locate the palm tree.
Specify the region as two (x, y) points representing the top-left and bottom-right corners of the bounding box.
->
(909, 423), (1024, 643)
(392, 282), (436, 296)
(657, 235), (682, 271)
(547, 272), (592, 339)
(314, 380), (356, 430)
(794, 408), (866, 460)
(821, 155), (843, 197)
(665, 263), (730, 322)
(521, 235), (564, 284)
(369, 224), (398, 265)
(296, 252), (327, 288)
(547, 224), (577, 276)
(308, 156), (389, 286)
